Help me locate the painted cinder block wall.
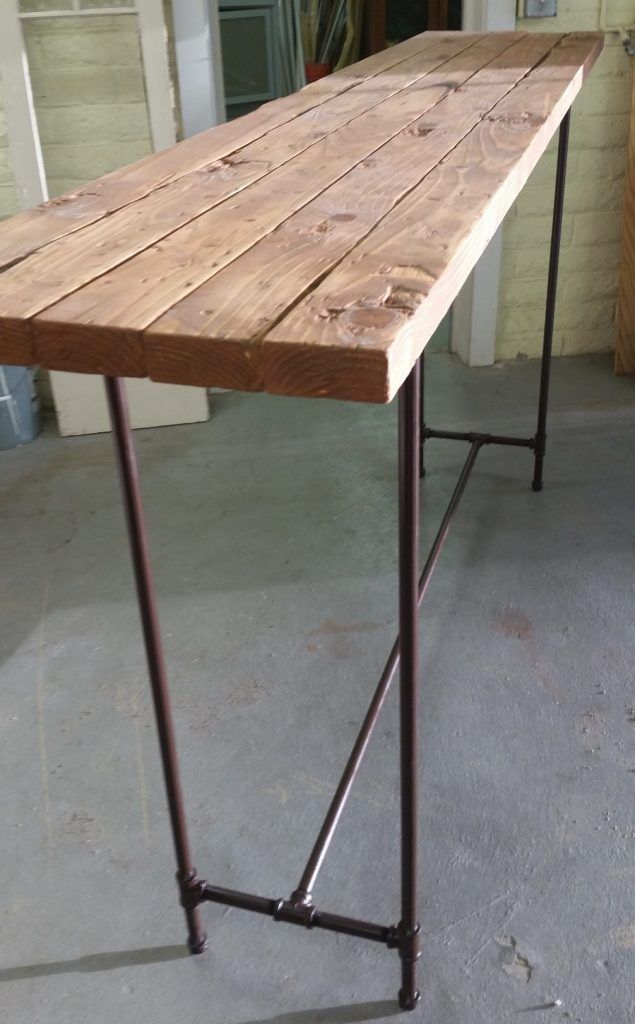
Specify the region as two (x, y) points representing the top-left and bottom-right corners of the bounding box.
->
(0, 77), (20, 220)
(496, 2), (634, 360)
(22, 14), (154, 198)
(0, 15), (154, 214)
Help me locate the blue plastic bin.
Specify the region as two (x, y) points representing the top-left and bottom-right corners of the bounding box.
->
(0, 366), (40, 450)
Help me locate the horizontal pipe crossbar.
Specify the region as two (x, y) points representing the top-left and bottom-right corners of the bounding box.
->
(424, 427), (536, 449)
(199, 884), (393, 945)
(196, 446), (485, 953)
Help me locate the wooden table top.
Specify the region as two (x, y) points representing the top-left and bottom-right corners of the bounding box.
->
(0, 31), (602, 404)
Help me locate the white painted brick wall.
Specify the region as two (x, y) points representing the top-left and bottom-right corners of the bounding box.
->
(23, 14), (153, 198)
(497, 2), (635, 359)
(0, 77), (19, 220)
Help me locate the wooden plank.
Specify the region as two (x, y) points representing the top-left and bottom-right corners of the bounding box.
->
(25, 37), (526, 376)
(427, 0), (440, 30)
(428, 0), (450, 32)
(0, 31), (604, 402)
(526, 30), (604, 82)
(0, 29), (445, 272)
(143, 33), (564, 390)
(0, 33), (483, 366)
(363, 0), (386, 56)
(0, 0), (48, 208)
(259, 33), (603, 402)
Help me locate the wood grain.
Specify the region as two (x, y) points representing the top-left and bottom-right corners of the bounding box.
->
(143, 33), (558, 390)
(616, 53), (635, 375)
(262, 34), (603, 402)
(0, 29), (444, 274)
(0, 33), (481, 369)
(30, 36), (515, 376)
(0, 31), (603, 402)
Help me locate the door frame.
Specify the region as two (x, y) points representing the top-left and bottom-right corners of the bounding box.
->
(462, 0), (518, 32)
(171, 0), (226, 136)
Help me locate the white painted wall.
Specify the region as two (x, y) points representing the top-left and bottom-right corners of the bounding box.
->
(171, 0), (226, 136)
(0, 0), (48, 207)
(137, 0), (179, 150)
(462, 0), (517, 32)
(452, 0), (517, 365)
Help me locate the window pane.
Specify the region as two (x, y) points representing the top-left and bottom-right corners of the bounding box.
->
(220, 13), (272, 101)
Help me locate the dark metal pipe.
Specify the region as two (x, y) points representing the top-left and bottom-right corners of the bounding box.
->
(294, 441), (481, 904)
(397, 362), (421, 1011)
(311, 910), (391, 944)
(200, 885), (391, 944)
(104, 376), (206, 955)
(424, 428), (534, 449)
(102, 114), (573, 1000)
(200, 884), (275, 916)
(293, 650), (396, 900)
(533, 110), (571, 492)
(419, 352), (426, 478)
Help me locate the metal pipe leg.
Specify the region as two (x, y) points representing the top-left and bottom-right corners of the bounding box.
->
(104, 377), (207, 955)
(419, 352), (426, 479)
(397, 363), (421, 1011)
(533, 110), (571, 492)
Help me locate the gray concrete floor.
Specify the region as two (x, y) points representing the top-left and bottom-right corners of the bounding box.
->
(1, 353), (634, 1024)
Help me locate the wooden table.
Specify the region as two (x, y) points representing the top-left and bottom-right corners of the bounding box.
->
(0, 30), (603, 1011)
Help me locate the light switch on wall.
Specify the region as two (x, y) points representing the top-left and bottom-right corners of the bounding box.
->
(524, 0), (557, 15)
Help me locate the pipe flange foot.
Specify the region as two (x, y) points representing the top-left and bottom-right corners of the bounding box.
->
(398, 988), (421, 1011)
(188, 932), (208, 955)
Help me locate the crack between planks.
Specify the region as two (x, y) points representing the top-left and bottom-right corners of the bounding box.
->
(17, 30), (576, 378)
(135, 33), (545, 365)
(16, 36), (490, 351)
(8, 35), (489, 377)
(0, 34), (482, 277)
(230, 32), (570, 351)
